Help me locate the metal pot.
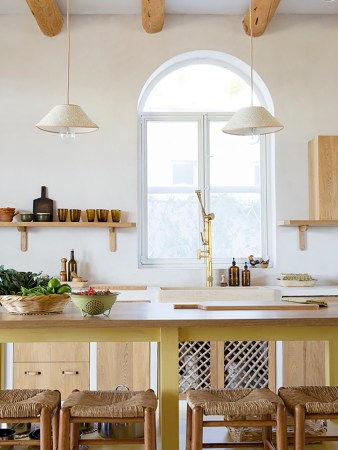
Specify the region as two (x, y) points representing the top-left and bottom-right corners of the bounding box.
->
(98, 421), (144, 439)
(98, 385), (144, 440)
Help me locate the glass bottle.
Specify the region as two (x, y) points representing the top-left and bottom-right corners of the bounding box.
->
(242, 262), (251, 286)
(67, 250), (77, 281)
(228, 258), (239, 286)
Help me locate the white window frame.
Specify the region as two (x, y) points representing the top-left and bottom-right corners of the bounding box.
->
(138, 51), (276, 268)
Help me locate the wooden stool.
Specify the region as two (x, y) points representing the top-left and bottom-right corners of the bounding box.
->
(186, 387), (288, 450)
(279, 386), (338, 450)
(0, 389), (60, 450)
(59, 389), (157, 450)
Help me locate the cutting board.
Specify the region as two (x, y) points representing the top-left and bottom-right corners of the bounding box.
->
(33, 186), (54, 222)
(173, 301), (319, 310)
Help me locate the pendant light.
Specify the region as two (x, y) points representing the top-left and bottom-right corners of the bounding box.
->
(222, 0), (283, 137)
(36, 0), (98, 142)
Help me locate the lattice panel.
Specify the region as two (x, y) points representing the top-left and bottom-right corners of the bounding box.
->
(179, 341), (211, 393)
(224, 341), (269, 389)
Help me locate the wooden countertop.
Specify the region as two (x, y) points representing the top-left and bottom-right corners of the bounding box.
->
(1, 301), (338, 329)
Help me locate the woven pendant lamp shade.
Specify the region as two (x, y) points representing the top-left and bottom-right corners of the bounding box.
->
(36, 104), (98, 134)
(222, 106), (283, 136)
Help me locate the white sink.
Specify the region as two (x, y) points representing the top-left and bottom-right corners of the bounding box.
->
(157, 286), (278, 303)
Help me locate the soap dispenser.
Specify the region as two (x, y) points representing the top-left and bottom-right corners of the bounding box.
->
(229, 258), (240, 286)
(242, 262), (251, 286)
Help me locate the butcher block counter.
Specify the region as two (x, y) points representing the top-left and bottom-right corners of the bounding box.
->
(1, 300), (338, 450)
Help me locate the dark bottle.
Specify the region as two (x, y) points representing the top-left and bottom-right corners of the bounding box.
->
(228, 258), (240, 286)
(67, 250), (77, 281)
(242, 262), (251, 286)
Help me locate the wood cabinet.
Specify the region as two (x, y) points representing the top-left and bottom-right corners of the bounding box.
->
(309, 136), (338, 220)
(282, 341), (325, 386)
(12, 341), (151, 398)
(13, 342), (90, 399)
(97, 342), (150, 390)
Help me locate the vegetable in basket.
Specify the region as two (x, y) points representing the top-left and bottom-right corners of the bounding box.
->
(0, 267), (71, 296)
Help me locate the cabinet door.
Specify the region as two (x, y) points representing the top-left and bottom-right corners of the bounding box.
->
(283, 341), (325, 386)
(97, 342), (150, 391)
(14, 343), (89, 362)
(13, 362), (89, 399)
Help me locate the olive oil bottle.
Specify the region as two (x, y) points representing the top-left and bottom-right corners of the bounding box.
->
(228, 258), (240, 286)
(67, 250), (77, 281)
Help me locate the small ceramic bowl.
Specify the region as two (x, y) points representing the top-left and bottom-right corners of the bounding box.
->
(36, 212), (51, 222)
(20, 213), (33, 222)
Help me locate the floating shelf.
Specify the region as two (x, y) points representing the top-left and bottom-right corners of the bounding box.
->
(0, 221), (136, 252)
(278, 220), (338, 250)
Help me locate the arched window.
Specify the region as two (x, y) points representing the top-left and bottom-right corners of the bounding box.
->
(138, 51), (275, 266)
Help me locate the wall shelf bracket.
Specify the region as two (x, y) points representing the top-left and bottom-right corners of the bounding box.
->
(17, 226), (28, 252)
(109, 227), (116, 252)
(298, 225), (308, 251)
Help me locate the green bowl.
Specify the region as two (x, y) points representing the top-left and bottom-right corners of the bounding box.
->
(70, 293), (119, 317)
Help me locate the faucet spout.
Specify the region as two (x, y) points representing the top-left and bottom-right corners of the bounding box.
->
(195, 190), (215, 287)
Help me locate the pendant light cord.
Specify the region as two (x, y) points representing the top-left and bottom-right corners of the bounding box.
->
(250, 0), (253, 107)
(66, 0), (71, 105)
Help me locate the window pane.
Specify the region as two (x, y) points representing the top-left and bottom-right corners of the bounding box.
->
(144, 64), (259, 112)
(209, 121), (262, 259)
(146, 120), (200, 259)
(148, 193), (199, 259)
(211, 193), (262, 258)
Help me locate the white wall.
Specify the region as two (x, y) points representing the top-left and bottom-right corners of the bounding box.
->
(1, 14), (338, 286)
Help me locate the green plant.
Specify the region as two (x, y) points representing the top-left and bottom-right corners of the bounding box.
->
(0, 265), (49, 295)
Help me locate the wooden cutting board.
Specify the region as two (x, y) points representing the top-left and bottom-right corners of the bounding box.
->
(173, 301), (319, 310)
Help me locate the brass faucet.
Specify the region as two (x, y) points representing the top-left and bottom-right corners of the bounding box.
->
(195, 190), (215, 287)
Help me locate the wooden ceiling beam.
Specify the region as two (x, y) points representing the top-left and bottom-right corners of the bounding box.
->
(26, 0), (63, 37)
(142, 0), (164, 33)
(242, 0), (281, 37)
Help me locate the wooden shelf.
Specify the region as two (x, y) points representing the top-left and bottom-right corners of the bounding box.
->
(0, 221), (136, 252)
(278, 220), (338, 250)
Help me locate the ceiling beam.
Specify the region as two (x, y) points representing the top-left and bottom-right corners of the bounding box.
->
(26, 0), (63, 37)
(242, 0), (281, 37)
(142, 0), (164, 33)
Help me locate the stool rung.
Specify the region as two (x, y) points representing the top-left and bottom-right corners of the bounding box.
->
(202, 443), (265, 448)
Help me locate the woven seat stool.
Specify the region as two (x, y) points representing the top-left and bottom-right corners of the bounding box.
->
(59, 389), (157, 450)
(186, 387), (288, 450)
(0, 389), (60, 450)
(279, 386), (338, 450)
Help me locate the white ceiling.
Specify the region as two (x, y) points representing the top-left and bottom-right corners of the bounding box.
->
(1, 0), (338, 15)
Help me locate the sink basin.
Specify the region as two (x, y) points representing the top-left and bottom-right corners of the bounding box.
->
(157, 286), (278, 302)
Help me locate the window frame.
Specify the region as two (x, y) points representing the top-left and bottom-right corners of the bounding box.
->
(138, 51), (276, 268)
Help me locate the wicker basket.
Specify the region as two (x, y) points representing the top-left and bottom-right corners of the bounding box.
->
(0, 294), (70, 314)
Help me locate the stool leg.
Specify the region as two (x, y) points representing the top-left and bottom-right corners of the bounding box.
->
(70, 422), (81, 450)
(262, 414), (272, 450)
(52, 410), (59, 450)
(144, 407), (157, 450)
(59, 408), (71, 450)
(294, 405), (306, 450)
(276, 404), (288, 450)
(191, 406), (203, 450)
(186, 404), (192, 450)
(40, 406), (52, 450)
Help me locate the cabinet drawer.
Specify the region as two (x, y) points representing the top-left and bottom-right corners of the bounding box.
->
(13, 362), (89, 399)
(14, 343), (89, 362)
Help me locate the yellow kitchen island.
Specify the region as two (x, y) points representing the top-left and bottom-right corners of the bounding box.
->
(1, 301), (338, 450)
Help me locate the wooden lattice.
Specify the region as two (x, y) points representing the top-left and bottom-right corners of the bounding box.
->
(179, 340), (269, 394)
(179, 341), (211, 393)
(224, 341), (269, 389)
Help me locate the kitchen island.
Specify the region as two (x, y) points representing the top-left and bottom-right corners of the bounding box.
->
(1, 301), (338, 450)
